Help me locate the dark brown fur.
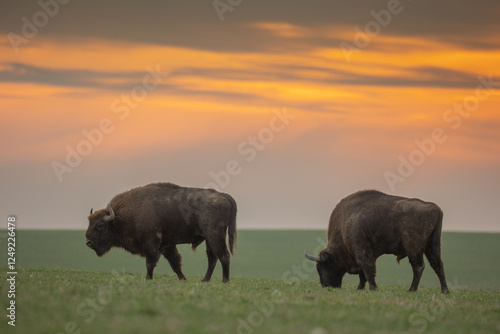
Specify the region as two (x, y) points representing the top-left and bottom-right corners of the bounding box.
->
(306, 190), (449, 293)
(85, 182), (237, 283)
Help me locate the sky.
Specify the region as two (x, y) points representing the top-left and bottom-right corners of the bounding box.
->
(1, 0), (499, 232)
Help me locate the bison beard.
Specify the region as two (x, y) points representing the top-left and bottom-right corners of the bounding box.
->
(305, 190), (450, 294)
(85, 183), (237, 283)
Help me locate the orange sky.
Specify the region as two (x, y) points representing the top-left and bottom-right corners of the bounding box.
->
(1, 1), (499, 231)
(2, 33), (499, 163)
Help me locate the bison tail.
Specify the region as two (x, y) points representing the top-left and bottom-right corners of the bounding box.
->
(429, 204), (444, 252)
(227, 195), (237, 255)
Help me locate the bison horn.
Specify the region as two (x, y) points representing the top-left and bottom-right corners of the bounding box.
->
(103, 204), (115, 222)
(90, 208), (93, 215)
(304, 250), (320, 262)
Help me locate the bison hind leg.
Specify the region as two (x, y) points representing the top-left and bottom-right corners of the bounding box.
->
(219, 249), (230, 284)
(203, 238), (231, 284)
(201, 243), (218, 283)
(408, 253), (425, 292)
(424, 245), (449, 294)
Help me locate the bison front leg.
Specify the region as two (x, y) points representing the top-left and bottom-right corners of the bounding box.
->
(357, 253), (378, 290)
(145, 252), (160, 280)
(163, 245), (187, 281)
(357, 272), (367, 290)
(363, 266), (378, 291)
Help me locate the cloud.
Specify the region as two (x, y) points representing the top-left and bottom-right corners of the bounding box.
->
(0, 62), (146, 89)
(0, 58), (487, 103)
(1, 0), (500, 53)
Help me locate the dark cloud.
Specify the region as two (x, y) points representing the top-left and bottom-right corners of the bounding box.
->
(1, 0), (499, 52)
(0, 62), (143, 88)
(0, 60), (483, 103)
(332, 66), (482, 89)
(0, 62), (261, 103)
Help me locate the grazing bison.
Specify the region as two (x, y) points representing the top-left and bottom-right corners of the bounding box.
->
(85, 182), (237, 283)
(305, 190), (449, 293)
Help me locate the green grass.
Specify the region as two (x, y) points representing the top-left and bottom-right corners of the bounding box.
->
(1, 230), (499, 289)
(1, 268), (499, 334)
(0, 230), (499, 333)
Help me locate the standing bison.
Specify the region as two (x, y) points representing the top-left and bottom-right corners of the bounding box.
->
(85, 182), (237, 283)
(305, 190), (449, 293)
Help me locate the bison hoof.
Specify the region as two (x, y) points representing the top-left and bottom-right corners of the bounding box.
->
(442, 288), (450, 294)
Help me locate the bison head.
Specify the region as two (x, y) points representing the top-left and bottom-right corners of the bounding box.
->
(305, 250), (344, 288)
(85, 204), (116, 257)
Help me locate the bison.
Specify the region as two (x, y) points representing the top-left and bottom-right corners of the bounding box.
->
(85, 182), (237, 283)
(305, 190), (449, 293)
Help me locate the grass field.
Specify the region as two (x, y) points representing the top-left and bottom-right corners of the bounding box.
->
(1, 230), (499, 333)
